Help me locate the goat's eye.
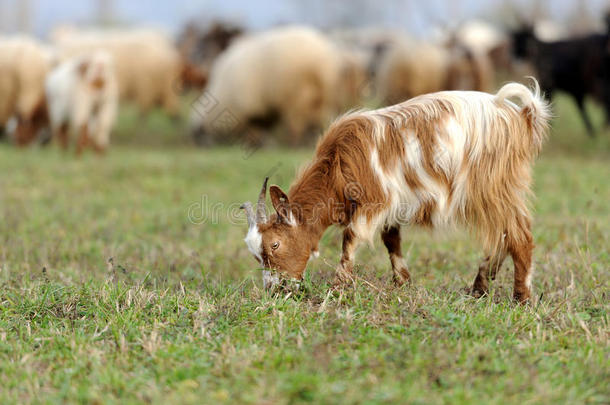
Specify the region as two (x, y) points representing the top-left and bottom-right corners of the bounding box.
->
(271, 241), (280, 250)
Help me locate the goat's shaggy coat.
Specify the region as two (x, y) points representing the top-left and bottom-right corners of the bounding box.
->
(243, 81), (550, 303)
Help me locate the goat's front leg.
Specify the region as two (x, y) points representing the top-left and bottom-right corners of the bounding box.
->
(333, 228), (360, 286)
(471, 251), (507, 298)
(381, 225), (411, 286)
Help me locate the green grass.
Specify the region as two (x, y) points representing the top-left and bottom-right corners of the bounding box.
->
(0, 94), (608, 404)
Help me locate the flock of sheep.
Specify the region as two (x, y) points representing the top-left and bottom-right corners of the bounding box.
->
(187, 21), (511, 146)
(0, 26), (197, 153)
(0, 17), (607, 153)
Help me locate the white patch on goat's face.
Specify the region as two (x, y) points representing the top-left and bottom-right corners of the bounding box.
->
(262, 270), (280, 290)
(244, 224), (263, 264)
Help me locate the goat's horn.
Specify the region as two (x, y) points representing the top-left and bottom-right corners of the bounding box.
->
(256, 177), (268, 223)
(240, 201), (256, 228)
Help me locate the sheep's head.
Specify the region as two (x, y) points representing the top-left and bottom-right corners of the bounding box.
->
(510, 24), (535, 59)
(241, 178), (313, 290)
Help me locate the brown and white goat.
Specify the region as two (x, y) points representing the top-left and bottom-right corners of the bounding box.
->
(45, 51), (118, 154)
(242, 80), (550, 303)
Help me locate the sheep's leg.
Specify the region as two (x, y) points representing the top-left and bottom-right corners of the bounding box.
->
(54, 123), (69, 150)
(575, 95), (595, 137)
(507, 221), (534, 304)
(89, 121), (108, 155)
(333, 228), (359, 286)
(285, 114), (307, 146)
(604, 98), (610, 129)
(91, 99), (116, 154)
(162, 80), (180, 119)
(92, 142), (106, 155)
(14, 115), (40, 147)
(75, 124), (89, 155)
(381, 225), (411, 286)
(471, 251), (507, 298)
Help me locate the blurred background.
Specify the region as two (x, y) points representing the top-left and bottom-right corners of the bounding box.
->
(1, 0), (610, 151)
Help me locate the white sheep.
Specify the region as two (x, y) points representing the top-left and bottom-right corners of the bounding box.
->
(376, 36), (492, 105)
(375, 37), (450, 104)
(453, 20), (511, 74)
(191, 26), (343, 145)
(0, 36), (52, 145)
(45, 51), (118, 154)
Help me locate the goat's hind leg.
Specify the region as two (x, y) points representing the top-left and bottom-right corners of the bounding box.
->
(507, 221), (534, 304)
(381, 225), (411, 286)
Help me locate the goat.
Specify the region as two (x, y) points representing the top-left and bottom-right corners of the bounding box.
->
(45, 51), (118, 154)
(241, 80), (550, 303)
(512, 25), (610, 136)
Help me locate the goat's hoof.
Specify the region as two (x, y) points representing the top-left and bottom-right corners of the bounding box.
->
(469, 287), (488, 299)
(392, 269), (411, 287)
(332, 275), (354, 290)
(513, 291), (531, 305)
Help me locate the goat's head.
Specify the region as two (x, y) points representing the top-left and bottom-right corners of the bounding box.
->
(241, 178), (313, 290)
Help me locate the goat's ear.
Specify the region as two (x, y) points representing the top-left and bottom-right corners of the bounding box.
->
(269, 185), (295, 225)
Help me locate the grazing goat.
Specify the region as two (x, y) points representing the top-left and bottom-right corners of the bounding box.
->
(512, 26), (610, 136)
(242, 80), (550, 303)
(45, 51), (118, 154)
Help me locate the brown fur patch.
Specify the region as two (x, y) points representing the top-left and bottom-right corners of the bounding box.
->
(90, 77), (106, 90)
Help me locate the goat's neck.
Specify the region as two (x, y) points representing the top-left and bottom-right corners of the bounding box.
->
(288, 163), (342, 248)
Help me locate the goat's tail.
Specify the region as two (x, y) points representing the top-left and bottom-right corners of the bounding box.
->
(495, 78), (551, 154)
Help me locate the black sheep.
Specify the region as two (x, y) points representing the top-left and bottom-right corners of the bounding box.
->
(512, 25), (610, 136)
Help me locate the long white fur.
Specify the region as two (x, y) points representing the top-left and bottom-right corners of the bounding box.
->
(244, 224), (263, 264)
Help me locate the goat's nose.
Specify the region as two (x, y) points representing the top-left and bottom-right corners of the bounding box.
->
(262, 270), (279, 290)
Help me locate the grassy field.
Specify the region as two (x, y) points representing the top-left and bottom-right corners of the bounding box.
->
(0, 95), (608, 403)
